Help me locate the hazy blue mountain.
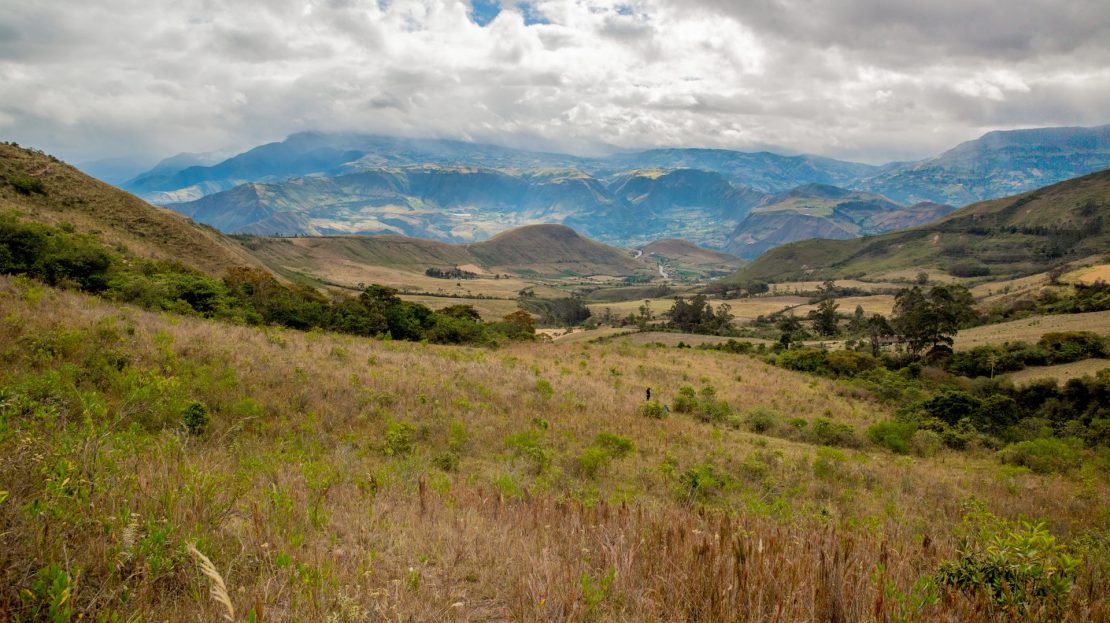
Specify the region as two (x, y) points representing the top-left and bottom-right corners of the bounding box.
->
(123, 132), (589, 203)
(602, 148), (878, 192)
(722, 184), (955, 259)
(854, 125), (1110, 205)
(167, 165), (765, 247)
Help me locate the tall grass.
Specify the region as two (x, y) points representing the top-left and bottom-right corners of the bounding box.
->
(0, 275), (1107, 620)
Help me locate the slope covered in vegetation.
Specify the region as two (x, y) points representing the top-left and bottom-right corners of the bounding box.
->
(724, 169), (1110, 284)
(1, 277), (1107, 620)
(0, 143), (264, 277)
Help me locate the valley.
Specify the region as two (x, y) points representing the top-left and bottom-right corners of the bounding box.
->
(1, 140), (1109, 621)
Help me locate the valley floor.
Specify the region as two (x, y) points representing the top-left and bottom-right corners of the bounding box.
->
(1, 276), (1107, 621)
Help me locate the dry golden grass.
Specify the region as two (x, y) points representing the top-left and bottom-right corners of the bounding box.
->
(793, 294), (896, 318)
(399, 294), (524, 320)
(955, 310), (1110, 348)
(1073, 264), (1110, 285)
(1, 276), (1107, 621)
(1002, 359), (1110, 386)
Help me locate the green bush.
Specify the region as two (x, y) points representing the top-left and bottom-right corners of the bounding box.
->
(1038, 331), (1107, 364)
(936, 521), (1078, 612)
(826, 350), (880, 376)
(998, 438), (1083, 474)
(432, 451), (460, 472)
(575, 446), (613, 480)
(504, 430), (549, 474)
(743, 405), (779, 434)
(638, 399), (666, 419)
(9, 173), (45, 195)
(866, 420), (917, 454)
(909, 429), (943, 457)
(678, 463), (727, 503)
(672, 385), (730, 424)
(594, 432), (634, 457)
(384, 420), (415, 457)
(777, 348), (829, 373)
(181, 401), (210, 436)
(809, 417), (856, 447)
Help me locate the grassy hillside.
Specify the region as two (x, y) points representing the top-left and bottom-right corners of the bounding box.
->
(0, 143), (265, 277)
(642, 238), (745, 280)
(468, 224), (648, 276)
(2, 276), (1108, 620)
(246, 223), (651, 281)
(725, 169), (1110, 284)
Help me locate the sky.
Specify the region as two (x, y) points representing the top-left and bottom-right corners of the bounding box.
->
(1, 0), (1108, 169)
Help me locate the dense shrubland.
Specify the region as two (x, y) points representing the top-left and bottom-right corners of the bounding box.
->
(0, 214), (534, 345)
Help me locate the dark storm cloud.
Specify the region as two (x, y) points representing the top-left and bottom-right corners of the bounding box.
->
(0, 0), (1105, 165)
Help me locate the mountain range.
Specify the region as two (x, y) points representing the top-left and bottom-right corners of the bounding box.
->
(724, 168), (1110, 285)
(101, 124), (1110, 256)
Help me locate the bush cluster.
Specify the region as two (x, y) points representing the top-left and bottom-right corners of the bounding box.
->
(0, 215), (537, 346)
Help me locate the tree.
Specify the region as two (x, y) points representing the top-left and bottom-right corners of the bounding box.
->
(810, 280), (839, 336)
(849, 304), (866, 333)
(891, 284), (979, 358)
(867, 314), (895, 357)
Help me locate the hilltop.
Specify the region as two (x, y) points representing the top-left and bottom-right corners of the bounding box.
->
(641, 238), (745, 279)
(0, 143), (264, 277)
(723, 168), (1110, 284)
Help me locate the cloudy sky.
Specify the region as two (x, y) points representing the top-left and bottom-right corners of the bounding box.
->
(2, 0), (1108, 169)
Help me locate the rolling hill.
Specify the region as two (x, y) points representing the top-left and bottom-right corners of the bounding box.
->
(245, 223), (651, 280)
(722, 168), (1110, 284)
(641, 238), (745, 279)
(0, 143), (265, 277)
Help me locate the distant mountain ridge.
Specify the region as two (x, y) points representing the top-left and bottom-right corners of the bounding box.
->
(723, 184), (956, 259)
(722, 169), (1110, 284)
(113, 124), (1110, 256)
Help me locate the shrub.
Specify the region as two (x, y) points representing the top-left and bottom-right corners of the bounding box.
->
(813, 446), (848, 480)
(998, 438), (1083, 474)
(672, 386), (698, 413)
(1038, 331), (1107, 364)
(936, 521), (1079, 612)
(504, 430), (549, 473)
(384, 420), (415, 457)
(638, 400), (666, 419)
(778, 348), (829, 373)
(432, 451), (460, 472)
(809, 417), (856, 447)
(909, 429), (943, 457)
(9, 173), (45, 195)
(535, 379), (555, 401)
(922, 392), (982, 426)
(867, 420), (917, 454)
(743, 405), (779, 434)
(182, 401), (210, 436)
(826, 350), (879, 376)
(594, 432), (634, 457)
(673, 385), (731, 424)
(678, 463), (727, 503)
(575, 446), (613, 480)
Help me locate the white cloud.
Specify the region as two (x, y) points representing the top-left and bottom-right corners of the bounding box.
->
(0, 0), (1107, 165)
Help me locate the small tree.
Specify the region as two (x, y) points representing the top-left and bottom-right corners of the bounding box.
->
(811, 280), (840, 336)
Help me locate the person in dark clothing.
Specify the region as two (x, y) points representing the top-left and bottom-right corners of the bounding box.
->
(646, 387), (652, 401)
